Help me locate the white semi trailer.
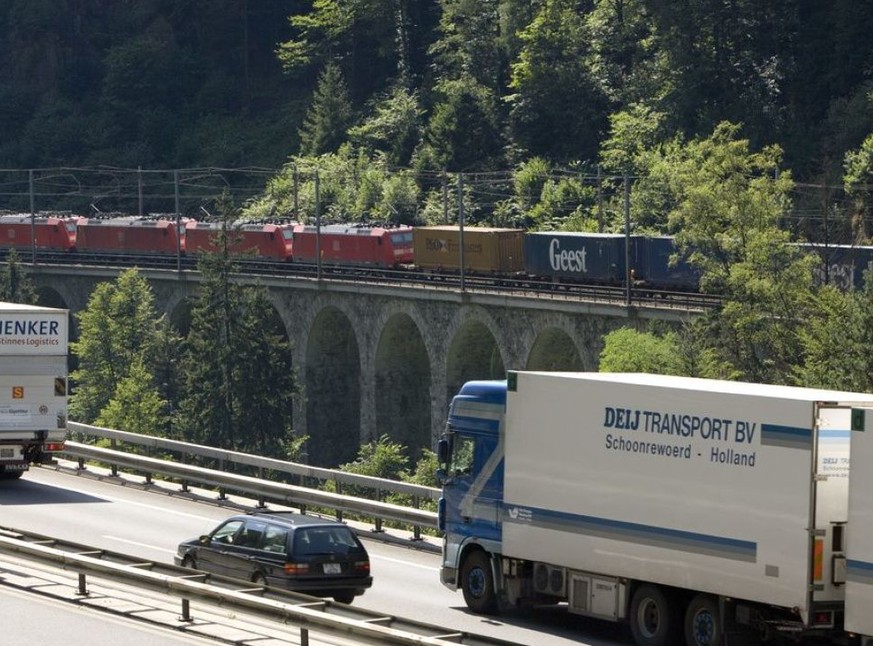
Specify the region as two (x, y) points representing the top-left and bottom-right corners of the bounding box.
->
(0, 302), (68, 479)
(437, 372), (873, 646)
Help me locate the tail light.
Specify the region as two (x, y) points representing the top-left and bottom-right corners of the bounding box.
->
(283, 562), (309, 575)
(44, 442), (65, 452)
(812, 610), (834, 628)
(354, 561), (370, 574)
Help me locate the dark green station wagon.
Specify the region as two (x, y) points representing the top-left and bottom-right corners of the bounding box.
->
(175, 510), (372, 604)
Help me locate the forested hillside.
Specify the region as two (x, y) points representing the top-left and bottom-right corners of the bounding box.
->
(2, 1), (873, 216)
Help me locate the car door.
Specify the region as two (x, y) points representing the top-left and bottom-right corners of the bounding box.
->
(198, 519), (245, 576)
(222, 519), (269, 581)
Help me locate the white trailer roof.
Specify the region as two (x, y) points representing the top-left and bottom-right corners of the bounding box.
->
(0, 302), (67, 314)
(520, 371), (873, 404)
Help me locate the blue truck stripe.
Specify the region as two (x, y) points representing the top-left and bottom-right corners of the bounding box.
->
(760, 423), (812, 449)
(502, 504), (757, 562)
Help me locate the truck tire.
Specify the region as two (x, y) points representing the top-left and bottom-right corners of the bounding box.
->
(461, 550), (498, 614)
(629, 584), (677, 646)
(684, 594), (721, 646)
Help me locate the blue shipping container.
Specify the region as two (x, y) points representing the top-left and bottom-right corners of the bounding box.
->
(523, 232), (628, 284)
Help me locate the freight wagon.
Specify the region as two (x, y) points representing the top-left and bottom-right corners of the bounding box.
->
(522, 231), (627, 284)
(413, 226), (524, 273)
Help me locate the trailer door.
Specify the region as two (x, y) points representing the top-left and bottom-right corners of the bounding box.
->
(846, 405), (873, 639)
(811, 405), (857, 612)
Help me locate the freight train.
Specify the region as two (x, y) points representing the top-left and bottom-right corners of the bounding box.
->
(0, 212), (870, 293)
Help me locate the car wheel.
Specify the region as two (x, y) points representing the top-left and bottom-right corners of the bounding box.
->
(333, 591), (355, 604)
(181, 555), (196, 569)
(252, 572), (268, 587)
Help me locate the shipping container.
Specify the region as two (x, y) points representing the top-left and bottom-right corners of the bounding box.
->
(413, 226), (524, 273)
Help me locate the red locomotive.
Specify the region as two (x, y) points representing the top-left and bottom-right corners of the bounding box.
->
(291, 223), (414, 268)
(186, 220), (296, 261)
(76, 215), (186, 255)
(0, 213), (78, 252)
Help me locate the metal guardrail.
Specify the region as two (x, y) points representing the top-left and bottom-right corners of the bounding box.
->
(0, 527), (520, 646)
(66, 422), (440, 501)
(60, 441), (438, 534)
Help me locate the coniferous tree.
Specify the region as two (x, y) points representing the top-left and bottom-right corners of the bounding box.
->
(176, 201), (299, 457)
(0, 249), (37, 304)
(298, 61), (354, 156)
(69, 268), (178, 430)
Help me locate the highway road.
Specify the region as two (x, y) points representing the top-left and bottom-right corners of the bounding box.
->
(0, 466), (630, 646)
(0, 584), (220, 646)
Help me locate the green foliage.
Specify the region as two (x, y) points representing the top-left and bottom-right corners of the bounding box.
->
(844, 131), (873, 242)
(416, 77), (504, 172)
(339, 434), (409, 480)
(795, 278), (873, 392)
(506, 0), (610, 163)
(245, 147), (421, 225)
(0, 249), (37, 304)
(404, 449), (439, 489)
(500, 158), (598, 230)
(348, 86), (424, 167)
(95, 358), (168, 436)
(584, 0), (665, 106)
(329, 437), (437, 517)
(299, 62), (354, 156)
(652, 123), (817, 383)
(598, 327), (685, 375)
(69, 269), (172, 427)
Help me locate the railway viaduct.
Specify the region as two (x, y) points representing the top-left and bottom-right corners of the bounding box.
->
(28, 265), (698, 467)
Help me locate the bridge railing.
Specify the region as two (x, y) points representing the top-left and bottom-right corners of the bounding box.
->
(63, 422), (440, 538)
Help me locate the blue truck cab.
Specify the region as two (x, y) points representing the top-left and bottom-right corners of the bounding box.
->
(436, 379), (507, 613)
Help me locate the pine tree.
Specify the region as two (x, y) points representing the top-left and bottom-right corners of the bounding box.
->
(0, 249), (37, 304)
(69, 268), (177, 430)
(298, 62), (354, 156)
(176, 202), (299, 457)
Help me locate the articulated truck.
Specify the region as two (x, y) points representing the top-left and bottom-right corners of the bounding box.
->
(437, 371), (873, 646)
(0, 302), (68, 479)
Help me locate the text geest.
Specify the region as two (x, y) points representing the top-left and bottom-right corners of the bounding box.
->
(548, 238), (587, 273)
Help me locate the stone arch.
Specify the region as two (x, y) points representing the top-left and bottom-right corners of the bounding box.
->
(302, 303), (362, 467)
(526, 323), (585, 371)
(444, 307), (506, 404)
(373, 308), (431, 460)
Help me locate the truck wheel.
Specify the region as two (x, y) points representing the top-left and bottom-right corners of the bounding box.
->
(629, 584), (677, 646)
(684, 594), (721, 646)
(461, 550), (498, 614)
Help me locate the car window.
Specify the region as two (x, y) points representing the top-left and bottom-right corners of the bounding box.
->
(237, 520), (267, 548)
(293, 526), (360, 555)
(211, 519), (245, 544)
(262, 524), (289, 553)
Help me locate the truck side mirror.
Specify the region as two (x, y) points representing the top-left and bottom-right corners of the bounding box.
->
(437, 438), (449, 463)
